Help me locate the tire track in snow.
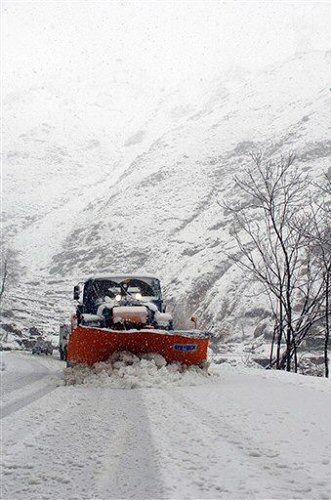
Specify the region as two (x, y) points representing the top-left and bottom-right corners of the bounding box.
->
(141, 386), (320, 499)
(3, 368), (48, 393)
(1, 378), (61, 419)
(1, 353), (63, 419)
(95, 389), (166, 499)
(3, 385), (167, 500)
(142, 387), (252, 499)
(164, 387), (325, 499)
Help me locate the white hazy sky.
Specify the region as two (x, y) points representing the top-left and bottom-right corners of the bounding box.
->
(3, 1), (331, 97)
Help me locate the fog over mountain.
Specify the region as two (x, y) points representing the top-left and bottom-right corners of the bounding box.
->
(2, 2), (330, 365)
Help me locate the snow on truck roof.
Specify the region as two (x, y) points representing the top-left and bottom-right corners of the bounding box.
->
(85, 273), (160, 281)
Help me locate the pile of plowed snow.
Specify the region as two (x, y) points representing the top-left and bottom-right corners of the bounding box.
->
(64, 352), (217, 388)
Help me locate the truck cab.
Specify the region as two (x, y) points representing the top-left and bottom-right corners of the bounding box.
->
(72, 274), (171, 330)
(76, 274), (164, 316)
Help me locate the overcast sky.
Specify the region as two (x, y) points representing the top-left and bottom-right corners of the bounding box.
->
(3, 1), (330, 98)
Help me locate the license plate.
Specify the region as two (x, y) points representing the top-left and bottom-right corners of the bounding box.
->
(174, 344), (198, 352)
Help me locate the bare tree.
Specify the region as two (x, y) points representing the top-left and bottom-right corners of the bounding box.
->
(319, 174), (331, 378)
(227, 153), (326, 372)
(305, 178), (331, 377)
(0, 247), (21, 306)
(0, 258), (8, 304)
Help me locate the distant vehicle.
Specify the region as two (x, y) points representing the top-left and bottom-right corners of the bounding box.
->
(59, 324), (70, 360)
(32, 337), (54, 356)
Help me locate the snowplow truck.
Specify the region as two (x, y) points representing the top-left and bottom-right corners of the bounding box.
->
(66, 274), (209, 367)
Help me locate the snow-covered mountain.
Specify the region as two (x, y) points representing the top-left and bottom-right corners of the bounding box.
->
(2, 50), (330, 362)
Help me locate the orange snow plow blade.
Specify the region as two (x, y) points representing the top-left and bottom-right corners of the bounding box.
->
(67, 326), (209, 366)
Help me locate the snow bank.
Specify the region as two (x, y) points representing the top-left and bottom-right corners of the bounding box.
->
(64, 351), (217, 388)
(0, 331), (23, 351)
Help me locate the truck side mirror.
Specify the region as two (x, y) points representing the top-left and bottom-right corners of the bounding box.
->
(73, 285), (80, 301)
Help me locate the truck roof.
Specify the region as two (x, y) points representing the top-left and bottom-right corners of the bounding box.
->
(84, 273), (160, 282)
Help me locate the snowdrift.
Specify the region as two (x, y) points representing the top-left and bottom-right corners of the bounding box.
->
(64, 351), (217, 389)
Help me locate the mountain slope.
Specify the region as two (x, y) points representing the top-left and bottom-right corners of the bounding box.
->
(3, 51), (330, 359)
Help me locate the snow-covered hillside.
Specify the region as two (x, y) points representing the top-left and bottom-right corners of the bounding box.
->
(2, 51), (330, 362)
(2, 351), (330, 499)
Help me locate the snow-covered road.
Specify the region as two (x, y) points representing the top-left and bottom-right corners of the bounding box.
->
(1, 352), (62, 419)
(1, 351), (330, 500)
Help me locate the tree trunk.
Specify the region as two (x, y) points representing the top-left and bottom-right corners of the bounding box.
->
(276, 296), (283, 369)
(0, 260), (8, 305)
(270, 324), (276, 365)
(324, 271), (330, 378)
(293, 337), (298, 373)
(285, 273), (293, 372)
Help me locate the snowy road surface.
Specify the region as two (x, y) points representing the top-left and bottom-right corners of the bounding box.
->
(1, 351), (330, 500)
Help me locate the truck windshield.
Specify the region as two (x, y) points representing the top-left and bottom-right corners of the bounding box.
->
(89, 278), (161, 302)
